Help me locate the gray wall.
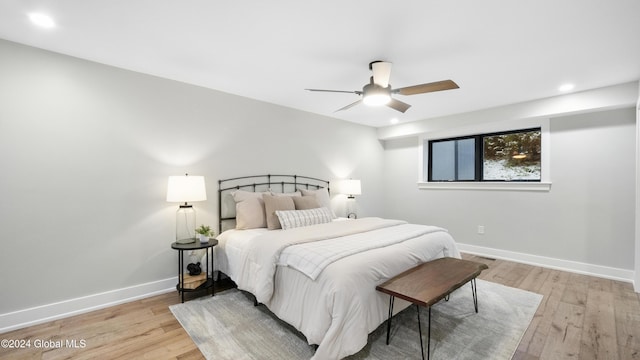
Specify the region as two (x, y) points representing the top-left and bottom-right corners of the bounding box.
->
(382, 107), (636, 271)
(0, 39), (385, 315)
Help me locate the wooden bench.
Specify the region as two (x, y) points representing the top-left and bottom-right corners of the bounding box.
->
(376, 257), (489, 360)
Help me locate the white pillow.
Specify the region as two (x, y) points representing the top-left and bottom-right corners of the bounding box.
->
(275, 207), (333, 230)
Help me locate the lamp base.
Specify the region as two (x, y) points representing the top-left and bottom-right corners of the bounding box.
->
(176, 238), (196, 244)
(176, 204), (197, 243)
(346, 197), (357, 219)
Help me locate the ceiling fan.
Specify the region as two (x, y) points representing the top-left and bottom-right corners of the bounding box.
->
(305, 61), (459, 113)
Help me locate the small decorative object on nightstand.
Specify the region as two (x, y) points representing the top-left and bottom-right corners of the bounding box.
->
(171, 238), (218, 303)
(195, 224), (213, 243)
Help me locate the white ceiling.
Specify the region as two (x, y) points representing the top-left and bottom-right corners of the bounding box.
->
(1, 0), (639, 128)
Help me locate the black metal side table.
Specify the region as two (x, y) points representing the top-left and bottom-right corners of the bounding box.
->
(171, 239), (218, 303)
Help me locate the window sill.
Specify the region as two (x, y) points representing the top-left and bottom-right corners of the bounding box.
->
(417, 181), (552, 192)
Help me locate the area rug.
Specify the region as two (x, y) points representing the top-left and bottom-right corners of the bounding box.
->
(169, 279), (542, 360)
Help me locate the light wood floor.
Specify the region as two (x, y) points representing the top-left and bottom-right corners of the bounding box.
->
(1, 254), (639, 360)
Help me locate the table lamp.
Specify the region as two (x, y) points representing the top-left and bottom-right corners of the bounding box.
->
(166, 174), (207, 244)
(340, 179), (361, 219)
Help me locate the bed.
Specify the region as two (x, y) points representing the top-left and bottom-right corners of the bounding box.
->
(212, 174), (460, 360)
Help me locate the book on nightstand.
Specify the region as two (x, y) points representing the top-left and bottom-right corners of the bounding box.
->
(180, 273), (207, 289)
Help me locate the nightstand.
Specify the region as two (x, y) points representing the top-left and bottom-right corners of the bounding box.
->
(171, 239), (218, 303)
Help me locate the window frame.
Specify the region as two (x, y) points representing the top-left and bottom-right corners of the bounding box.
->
(418, 118), (551, 191)
(427, 127), (542, 182)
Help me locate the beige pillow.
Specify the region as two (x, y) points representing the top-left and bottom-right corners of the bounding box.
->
(300, 187), (335, 218)
(293, 196), (320, 210)
(263, 194), (295, 230)
(232, 190), (269, 229)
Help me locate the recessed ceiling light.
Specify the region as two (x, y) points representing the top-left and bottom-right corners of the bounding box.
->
(558, 83), (575, 92)
(28, 13), (56, 28)
(390, 118), (399, 125)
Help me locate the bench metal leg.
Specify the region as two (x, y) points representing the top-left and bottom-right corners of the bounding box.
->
(471, 278), (479, 313)
(415, 305), (431, 360)
(386, 295), (395, 345)
(417, 305), (424, 360)
(428, 306), (431, 360)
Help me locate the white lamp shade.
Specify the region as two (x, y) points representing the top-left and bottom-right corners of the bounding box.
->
(339, 179), (361, 196)
(166, 175), (207, 203)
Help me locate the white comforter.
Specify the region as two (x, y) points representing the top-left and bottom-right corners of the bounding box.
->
(215, 217), (460, 360)
(279, 219), (445, 281)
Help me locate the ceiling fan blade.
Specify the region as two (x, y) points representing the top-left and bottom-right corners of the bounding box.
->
(335, 99), (362, 112)
(305, 88), (359, 94)
(394, 80), (459, 96)
(386, 98), (411, 113)
(370, 61), (392, 88)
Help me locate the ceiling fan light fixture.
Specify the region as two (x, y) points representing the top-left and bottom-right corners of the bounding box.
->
(363, 93), (391, 106)
(362, 82), (391, 106)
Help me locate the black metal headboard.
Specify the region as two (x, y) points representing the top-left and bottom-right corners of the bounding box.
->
(218, 174), (330, 233)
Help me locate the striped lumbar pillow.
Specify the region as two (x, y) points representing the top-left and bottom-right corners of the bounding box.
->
(275, 207), (333, 230)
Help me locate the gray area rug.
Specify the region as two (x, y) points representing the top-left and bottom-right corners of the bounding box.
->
(170, 279), (542, 360)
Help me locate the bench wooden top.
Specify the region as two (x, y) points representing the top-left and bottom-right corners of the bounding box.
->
(376, 257), (488, 307)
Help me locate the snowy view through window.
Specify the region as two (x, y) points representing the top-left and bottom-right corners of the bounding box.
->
(483, 129), (541, 181)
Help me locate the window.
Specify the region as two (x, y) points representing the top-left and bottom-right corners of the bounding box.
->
(428, 128), (541, 182)
(429, 137), (478, 181)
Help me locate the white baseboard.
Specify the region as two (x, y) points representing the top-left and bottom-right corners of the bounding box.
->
(458, 243), (635, 284)
(0, 277), (177, 334)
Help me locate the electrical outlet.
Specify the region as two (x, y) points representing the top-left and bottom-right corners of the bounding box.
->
(477, 225), (485, 235)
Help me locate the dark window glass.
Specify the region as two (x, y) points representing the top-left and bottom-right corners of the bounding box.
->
(429, 138), (476, 181)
